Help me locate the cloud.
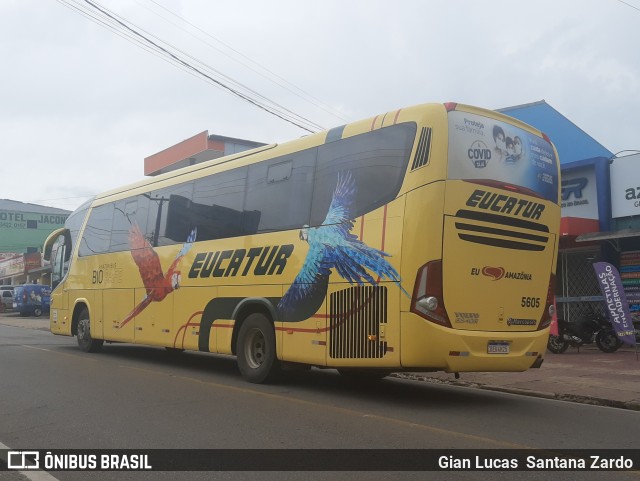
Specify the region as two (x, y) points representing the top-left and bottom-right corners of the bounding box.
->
(1, 0), (639, 210)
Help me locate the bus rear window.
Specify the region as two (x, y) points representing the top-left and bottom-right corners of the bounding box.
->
(447, 111), (558, 203)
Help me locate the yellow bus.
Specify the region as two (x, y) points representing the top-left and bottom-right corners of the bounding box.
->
(44, 102), (560, 383)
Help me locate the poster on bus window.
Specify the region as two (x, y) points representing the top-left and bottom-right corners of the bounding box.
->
(447, 111), (559, 203)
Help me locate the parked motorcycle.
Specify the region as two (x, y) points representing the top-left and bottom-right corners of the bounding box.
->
(547, 313), (623, 354)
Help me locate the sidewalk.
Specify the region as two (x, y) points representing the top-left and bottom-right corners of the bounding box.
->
(395, 347), (640, 411)
(2, 310), (639, 410)
(0, 310), (50, 331)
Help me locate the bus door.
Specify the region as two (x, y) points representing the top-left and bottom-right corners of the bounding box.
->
(133, 288), (173, 346)
(45, 229), (71, 335)
(103, 289), (135, 342)
(280, 296), (328, 367)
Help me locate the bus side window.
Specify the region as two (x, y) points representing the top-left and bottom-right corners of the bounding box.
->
(146, 182), (195, 247)
(244, 149), (317, 233)
(191, 167), (248, 241)
(78, 204), (114, 257)
(310, 123), (415, 226)
(110, 196), (150, 252)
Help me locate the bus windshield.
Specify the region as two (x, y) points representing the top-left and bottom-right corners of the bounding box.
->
(447, 111), (559, 203)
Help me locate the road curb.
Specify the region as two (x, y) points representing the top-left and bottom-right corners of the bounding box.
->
(391, 373), (640, 412)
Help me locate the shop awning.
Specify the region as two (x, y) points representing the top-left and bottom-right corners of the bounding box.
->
(576, 228), (640, 242)
(560, 217), (600, 237)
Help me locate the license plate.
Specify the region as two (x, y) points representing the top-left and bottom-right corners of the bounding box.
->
(488, 341), (510, 354)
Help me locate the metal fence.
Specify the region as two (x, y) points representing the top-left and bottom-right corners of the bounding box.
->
(557, 248), (606, 322)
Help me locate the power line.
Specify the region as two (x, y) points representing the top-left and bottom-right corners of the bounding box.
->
(55, 0), (325, 133)
(139, 0), (350, 124)
(617, 0), (640, 13)
(25, 195), (94, 203)
(80, 0), (324, 132)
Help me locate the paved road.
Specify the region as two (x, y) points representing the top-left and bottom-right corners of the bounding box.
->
(1, 322), (639, 481)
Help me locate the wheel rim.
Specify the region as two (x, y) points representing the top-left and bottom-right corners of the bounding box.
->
(78, 319), (89, 342)
(549, 336), (564, 350)
(244, 327), (266, 369)
(601, 333), (618, 349)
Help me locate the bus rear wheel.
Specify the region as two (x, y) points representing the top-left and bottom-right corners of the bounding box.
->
(237, 313), (281, 384)
(77, 308), (104, 353)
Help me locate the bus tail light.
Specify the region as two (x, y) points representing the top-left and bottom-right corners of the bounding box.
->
(538, 273), (556, 330)
(444, 102), (458, 112)
(411, 260), (452, 328)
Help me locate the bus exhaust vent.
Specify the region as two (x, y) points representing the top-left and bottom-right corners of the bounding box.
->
(454, 209), (549, 252)
(329, 285), (387, 359)
(411, 127), (432, 170)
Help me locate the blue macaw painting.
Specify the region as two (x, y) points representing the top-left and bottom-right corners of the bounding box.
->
(277, 170), (408, 323)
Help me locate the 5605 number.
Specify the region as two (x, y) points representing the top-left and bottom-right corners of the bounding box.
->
(521, 297), (540, 308)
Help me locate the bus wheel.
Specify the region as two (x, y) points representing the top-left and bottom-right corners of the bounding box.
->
(34, 307), (42, 317)
(338, 369), (391, 382)
(237, 313), (281, 384)
(77, 309), (104, 353)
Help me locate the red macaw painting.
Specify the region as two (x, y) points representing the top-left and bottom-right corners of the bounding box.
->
(117, 223), (196, 328)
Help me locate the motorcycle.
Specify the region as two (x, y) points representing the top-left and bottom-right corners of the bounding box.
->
(547, 312), (623, 354)
(633, 317), (640, 344)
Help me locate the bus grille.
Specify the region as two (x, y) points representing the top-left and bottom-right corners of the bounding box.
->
(329, 286), (387, 359)
(453, 209), (549, 251)
(411, 127), (432, 170)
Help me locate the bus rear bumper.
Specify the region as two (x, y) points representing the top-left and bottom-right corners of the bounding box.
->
(400, 312), (548, 373)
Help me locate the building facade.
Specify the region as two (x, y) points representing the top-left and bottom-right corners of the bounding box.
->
(144, 131), (266, 176)
(500, 101), (639, 322)
(0, 200), (70, 285)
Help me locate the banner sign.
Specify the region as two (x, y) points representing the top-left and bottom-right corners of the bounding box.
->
(593, 262), (636, 345)
(560, 166), (599, 220)
(610, 153), (640, 218)
(448, 111), (559, 203)
(2, 449), (639, 471)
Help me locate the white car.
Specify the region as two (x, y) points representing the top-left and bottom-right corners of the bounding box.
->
(0, 286), (14, 311)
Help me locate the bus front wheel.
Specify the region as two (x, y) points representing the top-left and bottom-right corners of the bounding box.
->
(236, 313), (281, 384)
(77, 309), (104, 353)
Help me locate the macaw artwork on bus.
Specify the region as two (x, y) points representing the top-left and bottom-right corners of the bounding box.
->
(117, 224), (197, 328)
(277, 170), (408, 323)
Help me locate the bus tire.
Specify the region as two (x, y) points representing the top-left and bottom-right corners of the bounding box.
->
(77, 308), (103, 353)
(236, 313), (281, 384)
(34, 307), (43, 317)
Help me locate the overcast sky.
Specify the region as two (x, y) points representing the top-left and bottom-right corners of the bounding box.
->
(1, 0), (639, 212)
